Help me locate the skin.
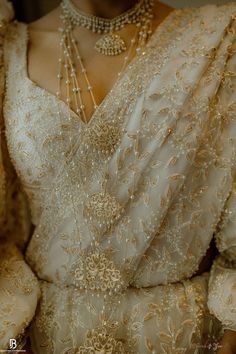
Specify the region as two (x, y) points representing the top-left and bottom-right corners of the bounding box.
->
(22, 0), (236, 352)
(26, 0), (174, 123)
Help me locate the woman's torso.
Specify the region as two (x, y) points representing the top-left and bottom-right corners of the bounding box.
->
(3, 3), (236, 352)
(3, 4), (235, 287)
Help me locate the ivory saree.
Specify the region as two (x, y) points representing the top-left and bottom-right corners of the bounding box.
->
(1, 1), (236, 353)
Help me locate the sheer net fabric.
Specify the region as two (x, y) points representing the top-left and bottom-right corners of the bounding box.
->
(1, 1), (236, 353)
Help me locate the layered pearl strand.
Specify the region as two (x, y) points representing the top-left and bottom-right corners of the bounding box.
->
(57, 0), (154, 124)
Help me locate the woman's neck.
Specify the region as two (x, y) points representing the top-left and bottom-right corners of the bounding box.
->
(71, 0), (139, 18)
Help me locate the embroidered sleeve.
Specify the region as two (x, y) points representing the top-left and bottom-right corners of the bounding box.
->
(0, 3), (41, 350)
(207, 175), (236, 332)
(207, 9), (236, 330)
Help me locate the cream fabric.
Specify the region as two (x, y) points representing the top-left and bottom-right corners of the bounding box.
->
(0, 0), (40, 351)
(1, 1), (236, 353)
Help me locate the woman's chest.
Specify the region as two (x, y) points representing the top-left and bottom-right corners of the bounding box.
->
(27, 24), (139, 125)
(4, 90), (80, 185)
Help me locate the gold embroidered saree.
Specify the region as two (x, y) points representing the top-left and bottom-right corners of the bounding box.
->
(1, 1), (236, 353)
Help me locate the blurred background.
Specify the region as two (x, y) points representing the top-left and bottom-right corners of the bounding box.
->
(9, 0), (235, 23)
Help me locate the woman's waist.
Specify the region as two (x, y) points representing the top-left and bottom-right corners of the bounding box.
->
(27, 245), (215, 291)
(36, 268), (211, 297)
(35, 271), (211, 326)
(31, 272), (216, 354)
(26, 235), (217, 291)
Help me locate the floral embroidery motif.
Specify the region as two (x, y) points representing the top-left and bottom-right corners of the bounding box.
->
(76, 327), (126, 354)
(83, 191), (124, 226)
(0, 250), (38, 295)
(72, 250), (124, 292)
(85, 119), (121, 157)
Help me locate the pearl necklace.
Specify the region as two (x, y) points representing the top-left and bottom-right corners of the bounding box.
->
(61, 0), (154, 56)
(58, 1), (154, 124)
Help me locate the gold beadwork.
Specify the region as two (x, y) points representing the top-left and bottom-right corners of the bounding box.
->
(85, 120), (122, 157)
(84, 191), (124, 225)
(76, 327), (126, 354)
(72, 250), (124, 292)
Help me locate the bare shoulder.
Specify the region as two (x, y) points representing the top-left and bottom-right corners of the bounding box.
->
(152, 1), (175, 28)
(154, 0), (175, 14)
(27, 5), (62, 52)
(28, 5), (61, 34)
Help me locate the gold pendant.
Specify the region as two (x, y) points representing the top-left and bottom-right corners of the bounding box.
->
(94, 33), (127, 56)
